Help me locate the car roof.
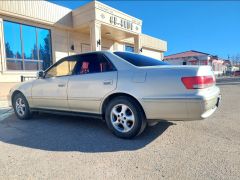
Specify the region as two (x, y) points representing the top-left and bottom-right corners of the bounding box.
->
(65, 51), (111, 59)
(45, 50), (137, 72)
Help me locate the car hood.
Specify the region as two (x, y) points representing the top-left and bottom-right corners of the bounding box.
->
(12, 80), (35, 91)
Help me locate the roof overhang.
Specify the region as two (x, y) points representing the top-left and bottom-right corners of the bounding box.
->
(122, 34), (167, 52)
(0, 0), (73, 29)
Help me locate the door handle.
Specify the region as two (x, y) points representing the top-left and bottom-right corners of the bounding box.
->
(103, 80), (113, 85)
(58, 84), (66, 87)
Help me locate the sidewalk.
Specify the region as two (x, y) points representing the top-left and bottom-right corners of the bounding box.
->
(0, 100), (13, 121)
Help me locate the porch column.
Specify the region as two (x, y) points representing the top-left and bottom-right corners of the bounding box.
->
(134, 34), (142, 53)
(90, 21), (101, 51)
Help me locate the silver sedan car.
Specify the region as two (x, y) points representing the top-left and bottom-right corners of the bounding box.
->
(8, 51), (221, 138)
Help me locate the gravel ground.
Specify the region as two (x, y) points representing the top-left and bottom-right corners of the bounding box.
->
(0, 83), (239, 180)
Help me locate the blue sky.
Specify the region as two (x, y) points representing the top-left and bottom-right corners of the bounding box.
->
(50, 0), (240, 59)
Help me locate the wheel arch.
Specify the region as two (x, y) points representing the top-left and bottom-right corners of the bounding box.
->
(101, 92), (146, 120)
(11, 90), (25, 105)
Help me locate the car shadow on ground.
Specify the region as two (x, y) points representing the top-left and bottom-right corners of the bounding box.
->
(0, 113), (174, 153)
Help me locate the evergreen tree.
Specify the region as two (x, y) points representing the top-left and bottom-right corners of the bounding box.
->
(5, 42), (14, 58)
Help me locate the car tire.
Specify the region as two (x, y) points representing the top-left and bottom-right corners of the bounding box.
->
(105, 96), (146, 139)
(13, 93), (32, 120)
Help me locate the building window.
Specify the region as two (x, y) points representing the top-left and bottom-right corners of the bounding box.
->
(3, 20), (52, 71)
(125, 45), (134, 52)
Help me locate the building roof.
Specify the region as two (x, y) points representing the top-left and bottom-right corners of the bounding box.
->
(223, 60), (232, 65)
(164, 50), (210, 60)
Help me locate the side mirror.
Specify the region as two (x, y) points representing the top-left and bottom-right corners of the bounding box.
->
(37, 70), (45, 79)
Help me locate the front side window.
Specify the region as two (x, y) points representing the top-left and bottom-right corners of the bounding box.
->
(45, 60), (77, 78)
(114, 52), (168, 67)
(3, 20), (52, 71)
(73, 54), (115, 75)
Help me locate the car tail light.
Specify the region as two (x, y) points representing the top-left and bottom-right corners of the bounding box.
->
(181, 76), (215, 89)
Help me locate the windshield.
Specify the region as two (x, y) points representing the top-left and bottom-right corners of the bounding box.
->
(114, 52), (168, 67)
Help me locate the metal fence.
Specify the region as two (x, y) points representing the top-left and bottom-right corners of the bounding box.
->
(20, 76), (36, 82)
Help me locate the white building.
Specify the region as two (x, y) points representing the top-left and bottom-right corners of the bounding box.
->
(164, 50), (226, 76)
(0, 0), (167, 99)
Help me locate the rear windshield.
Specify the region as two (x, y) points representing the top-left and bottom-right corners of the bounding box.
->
(114, 51), (168, 67)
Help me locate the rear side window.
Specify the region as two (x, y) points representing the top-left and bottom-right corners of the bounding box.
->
(73, 54), (115, 75)
(114, 51), (168, 67)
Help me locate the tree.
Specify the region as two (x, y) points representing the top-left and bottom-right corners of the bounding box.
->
(230, 54), (240, 66)
(32, 44), (38, 60)
(39, 34), (51, 70)
(16, 52), (22, 59)
(5, 42), (14, 58)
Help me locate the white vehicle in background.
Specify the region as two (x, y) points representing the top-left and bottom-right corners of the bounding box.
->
(8, 51), (221, 139)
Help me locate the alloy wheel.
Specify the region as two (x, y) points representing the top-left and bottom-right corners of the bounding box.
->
(15, 97), (26, 116)
(110, 104), (135, 133)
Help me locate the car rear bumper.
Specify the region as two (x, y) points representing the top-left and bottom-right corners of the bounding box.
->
(189, 93), (221, 119)
(141, 87), (221, 121)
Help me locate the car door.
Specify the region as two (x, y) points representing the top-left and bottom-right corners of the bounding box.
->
(68, 53), (117, 114)
(31, 58), (77, 110)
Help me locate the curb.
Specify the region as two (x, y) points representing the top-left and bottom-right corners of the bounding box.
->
(0, 100), (13, 122)
(0, 109), (14, 122)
